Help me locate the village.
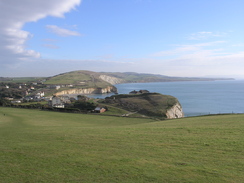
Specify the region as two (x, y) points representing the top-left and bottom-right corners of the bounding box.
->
(0, 81), (152, 115)
(0, 81), (109, 113)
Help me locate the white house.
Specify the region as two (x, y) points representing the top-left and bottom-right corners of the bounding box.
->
(50, 96), (65, 108)
(36, 91), (45, 97)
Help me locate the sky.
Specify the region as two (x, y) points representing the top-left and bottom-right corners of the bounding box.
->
(1, 0), (244, 78)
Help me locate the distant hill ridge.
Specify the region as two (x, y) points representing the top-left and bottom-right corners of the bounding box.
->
(45, 70), (234, 86)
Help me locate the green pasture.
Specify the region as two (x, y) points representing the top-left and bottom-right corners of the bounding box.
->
(44, 72), (91, 85)
(0, 107), (243, 182)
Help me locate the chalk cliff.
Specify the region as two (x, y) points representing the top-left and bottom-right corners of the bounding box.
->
(99, 75), (125, 85)
(166, 103), (184, 119)
(103, 93), (184, 119)
(54, 86), (117, 96)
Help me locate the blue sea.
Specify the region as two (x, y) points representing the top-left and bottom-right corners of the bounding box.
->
(86, 80), (244, 117)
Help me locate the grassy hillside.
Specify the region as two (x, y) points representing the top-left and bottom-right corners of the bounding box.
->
(102, 93), (179, 118)
(102, 72), (234, 83)
(0, 107), (243, 182)
(44, 70), (234, 86)
(0, 71), (233, 86)
(44, 70), (112, 88)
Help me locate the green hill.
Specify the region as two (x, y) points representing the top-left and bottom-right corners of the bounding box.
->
(45, 70), (233, 86)
(0, 107), (243, 182)
(44, 70), (112, 88)
(101, 92), (183, 118)
(0, 70), (234, 85)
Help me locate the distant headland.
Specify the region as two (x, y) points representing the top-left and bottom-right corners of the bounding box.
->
(0, 70), (234, 98)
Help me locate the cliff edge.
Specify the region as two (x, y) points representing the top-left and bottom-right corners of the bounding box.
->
(54, 86), (117, 96)
(103, 93), (184, 119)
(99, 75), (125, 85)
(166, 103), (184, 118)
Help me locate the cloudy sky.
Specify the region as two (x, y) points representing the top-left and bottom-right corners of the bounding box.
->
(1, 0), (244, 78)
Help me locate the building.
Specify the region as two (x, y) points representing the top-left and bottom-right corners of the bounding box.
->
(48, 85), (61, 90)
(94, 107), (106, 113)
(49, 95), (70, 108)
(49, 96), (64, 108)
(35, 91), (45, 97)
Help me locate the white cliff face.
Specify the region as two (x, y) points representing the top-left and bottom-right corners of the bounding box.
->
(166, 103), (184, 119)
(54, 86), (117, 96)
(99, 75), (125, 85)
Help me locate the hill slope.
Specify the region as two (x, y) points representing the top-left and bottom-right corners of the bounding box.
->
(45, 70), (111, 87)
(44, 70), (118, 95)
(45, 70), (234, 86)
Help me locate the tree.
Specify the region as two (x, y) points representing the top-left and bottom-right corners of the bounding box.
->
(73, 101), (96, 111)
(0, 98), (11, 106)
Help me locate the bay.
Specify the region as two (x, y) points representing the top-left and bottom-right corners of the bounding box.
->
(83, 80), (244, 117)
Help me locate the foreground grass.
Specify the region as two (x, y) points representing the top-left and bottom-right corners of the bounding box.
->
(0, 108), (243, 182)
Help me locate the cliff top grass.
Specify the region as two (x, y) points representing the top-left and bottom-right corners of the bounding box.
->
(0, 107), (243, 182)
(103, 93), (179, 118)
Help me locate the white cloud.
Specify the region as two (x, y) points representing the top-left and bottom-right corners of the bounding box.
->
(46, 25), (81, 37)
(188, 31), (227, 40)
(152, 41), (226, 57)
(43, 44), (60, 49)
(0, 0), (81, 66)
(143, 40), (244, 78)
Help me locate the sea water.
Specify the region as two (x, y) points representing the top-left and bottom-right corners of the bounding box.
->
(83, 80), (244, 117)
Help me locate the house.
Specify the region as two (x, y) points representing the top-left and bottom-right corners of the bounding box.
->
(49, 95), (70, 108)
(49, 85), (61, 90)
(35, 91), (45, 97)
(59, 95), (71, 104)
(24, 96), (33, 101)
(50, 96), (65, 108)
(94, 107), (106, 113)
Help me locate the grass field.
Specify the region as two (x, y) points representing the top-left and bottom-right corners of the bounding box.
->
(0, 107), (243, 182)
